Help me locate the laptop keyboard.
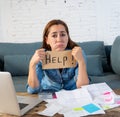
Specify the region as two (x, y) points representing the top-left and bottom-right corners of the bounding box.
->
(19, 103), (29, 110)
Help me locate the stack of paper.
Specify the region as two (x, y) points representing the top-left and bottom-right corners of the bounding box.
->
(82, 82), (120, 110)
(37, 82), (120, 117)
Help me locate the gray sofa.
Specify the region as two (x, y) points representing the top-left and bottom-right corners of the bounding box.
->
(0, 42), (42, 92)
(0, 36), (120, 92)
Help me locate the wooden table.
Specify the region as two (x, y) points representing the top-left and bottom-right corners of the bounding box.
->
(1, 89), (120, 117)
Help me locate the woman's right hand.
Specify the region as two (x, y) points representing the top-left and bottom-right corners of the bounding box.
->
(30, 48), (46, 67)
(28, 48), (45, 89)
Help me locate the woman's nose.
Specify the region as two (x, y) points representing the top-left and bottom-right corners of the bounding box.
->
(57, 34), (62, 41)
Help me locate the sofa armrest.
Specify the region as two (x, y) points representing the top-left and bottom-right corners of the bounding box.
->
(111, 36), (120, 75)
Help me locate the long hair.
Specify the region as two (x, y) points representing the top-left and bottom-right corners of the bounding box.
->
(42, 19), (78, 50)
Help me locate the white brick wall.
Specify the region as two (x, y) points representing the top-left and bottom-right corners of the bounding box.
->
(0, 0), (120, 44)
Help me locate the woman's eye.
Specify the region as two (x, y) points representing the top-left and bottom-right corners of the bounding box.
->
(61, 33), (66, 36)
(52, 35), (57, 38)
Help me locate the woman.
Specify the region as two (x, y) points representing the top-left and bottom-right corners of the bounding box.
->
(27, 19), (89, 94)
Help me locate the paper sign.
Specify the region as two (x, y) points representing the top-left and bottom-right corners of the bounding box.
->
(42, 50), (76, 69)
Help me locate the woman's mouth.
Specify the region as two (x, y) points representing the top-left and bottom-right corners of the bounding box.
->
(54, 43), (65, 50)
(56, 43), (64, 47)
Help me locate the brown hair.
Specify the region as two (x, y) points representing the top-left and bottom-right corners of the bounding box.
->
(42, 19), (78, 50)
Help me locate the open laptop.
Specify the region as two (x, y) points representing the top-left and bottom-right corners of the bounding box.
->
(0, 72), (43, 116)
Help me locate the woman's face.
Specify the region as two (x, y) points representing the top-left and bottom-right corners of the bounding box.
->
(46, 24), (68, 51)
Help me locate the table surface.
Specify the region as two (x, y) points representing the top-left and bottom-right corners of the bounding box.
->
(1, 89), (120, 117)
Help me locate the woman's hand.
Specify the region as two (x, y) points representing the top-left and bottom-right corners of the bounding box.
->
(30, 48), (46, 67)
(71, 46), (84, 64)
(28, 48), (46, 89)
(72, 46), (89, 88)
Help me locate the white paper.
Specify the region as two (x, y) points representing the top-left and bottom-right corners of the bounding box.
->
(82, 82), (120, 110)
(37, 103), (63, 116)
(38, 83), (120, 117)
(82, 82), (113, 99)
(62, 103), (105, 117)
(56, 88), (93, 107)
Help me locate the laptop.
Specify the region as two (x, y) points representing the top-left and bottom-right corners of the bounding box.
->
(0, 72), (43, 116)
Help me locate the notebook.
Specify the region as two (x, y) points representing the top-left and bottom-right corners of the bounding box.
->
(0, 72), (43, 116)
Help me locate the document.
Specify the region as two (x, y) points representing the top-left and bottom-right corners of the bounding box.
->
(37, 103), (63, 116)
(82, 82), (120, 110)
(81, 82), (113, 99)
(38, 88), (105, 117)
(38, 83), (120, 117)
(55, 88), (92, 107)
(62, 103), (105, 117)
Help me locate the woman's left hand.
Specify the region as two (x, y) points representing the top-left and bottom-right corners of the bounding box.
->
(71, 46), (84, 64)
(72, 46), (89, 88)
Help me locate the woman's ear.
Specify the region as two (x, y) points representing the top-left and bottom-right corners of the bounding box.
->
(45, 37), (49, 45)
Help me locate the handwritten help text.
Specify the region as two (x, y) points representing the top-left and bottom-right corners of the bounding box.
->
(42, 50), (76, 69)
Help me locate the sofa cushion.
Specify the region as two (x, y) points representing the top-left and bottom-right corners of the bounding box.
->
(104, 45), (113, 72)
(78, 41), (108, 72)
(12, 76), (28, 92)
(0, 42), (41, 62)
(4, 55), (32, 76)
(87, 55), (104, 76)
(89, 73), (120, 89)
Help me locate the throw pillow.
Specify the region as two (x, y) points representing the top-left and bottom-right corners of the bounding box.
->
(78, 41), (108, 72)
(4, 55), (32, 76)
(87, 55), (104, 76)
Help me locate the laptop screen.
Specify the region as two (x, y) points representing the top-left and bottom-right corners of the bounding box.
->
(19, 103), (29, 110)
